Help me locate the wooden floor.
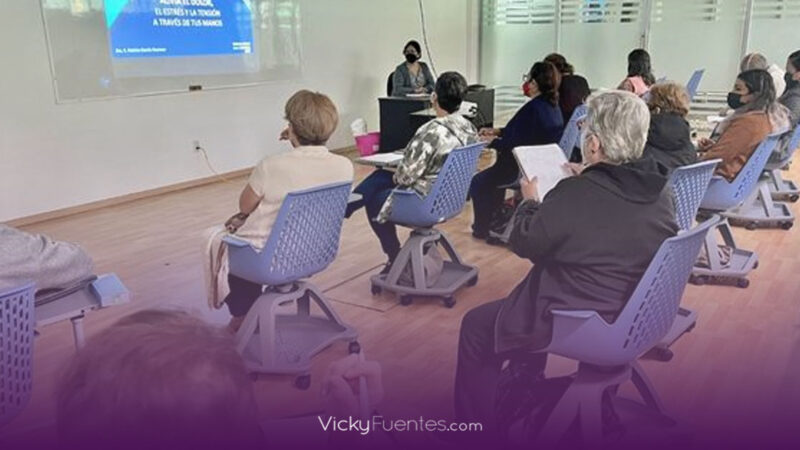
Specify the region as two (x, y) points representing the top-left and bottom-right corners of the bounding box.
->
(5, 160), (800, 447)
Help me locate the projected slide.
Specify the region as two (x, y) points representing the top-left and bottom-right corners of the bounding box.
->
(105, 0), (255, 58)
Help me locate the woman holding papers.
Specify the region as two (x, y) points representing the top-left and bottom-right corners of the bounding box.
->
(391, 40), (436, 96)
(470, 61), (564, 240)
(454, 91), (678, 435)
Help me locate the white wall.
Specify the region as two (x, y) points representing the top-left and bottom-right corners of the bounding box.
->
(0, 0), (476, 222)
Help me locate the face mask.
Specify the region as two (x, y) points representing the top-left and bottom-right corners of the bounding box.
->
(785, 72), (798, 89)
(727, 92), (745, 110)
(405, 53), (419, 64)
(521, 82), (532, 97)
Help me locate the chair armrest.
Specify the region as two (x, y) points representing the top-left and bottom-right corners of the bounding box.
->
(222, 235), (250, 248)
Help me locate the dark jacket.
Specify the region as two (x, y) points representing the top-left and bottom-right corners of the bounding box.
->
(559, 74), (591, 124)
(491, 96), (564, 178)
(494, 158), (678, 353)
(392, 62), (436, 96)
(780, 84), (800, 127)
(642, 112), (698, 171)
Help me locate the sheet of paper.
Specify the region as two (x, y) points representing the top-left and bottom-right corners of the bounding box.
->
(512, 144), (570, 198)
(405, 93), (431, 98)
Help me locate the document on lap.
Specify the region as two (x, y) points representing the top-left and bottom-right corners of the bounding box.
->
(513, 144), (570, 199)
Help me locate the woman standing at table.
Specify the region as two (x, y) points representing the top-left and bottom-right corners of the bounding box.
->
(392, 40), (436, 96)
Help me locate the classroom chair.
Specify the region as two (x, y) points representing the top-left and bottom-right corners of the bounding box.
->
(0, 283), (35, 428)
(764, 124), (800, 202)
(694, 132), (782, 287)
(713, 130), (794, 230)
(686, 69), (705, 102)
(533, 216), (720, 447)
(370, 143), (485, 308)
(649, 159), (719, 361)
(558, 103), (588, 161)
(34, 274), (130, 350)
(224, 182), (357, 389)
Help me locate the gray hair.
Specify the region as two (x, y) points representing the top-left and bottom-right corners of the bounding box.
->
(584, 90), (651, 164)
(741, 53), (768, 71)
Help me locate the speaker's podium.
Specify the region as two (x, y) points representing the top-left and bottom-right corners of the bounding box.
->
(378, 87), (495, 152)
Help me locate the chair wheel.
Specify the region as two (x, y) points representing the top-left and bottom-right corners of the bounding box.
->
(781, 221), (793, 230)
(486, 236), (504, 246)
(443, 297), (456, 308)
(652, 347), (674, 362)
(348, 341), (361, 354)
(745, 222), (758, 231)
(789, 194), (799, 202)
(753, 261), (759, 269)
(689, 275), (707, 286)
(295, 375), (311, 390)
(467, 275), (479, 287)
(371, 285), (382, 295)
(400, 295), (413, 306)
(736, 278), (750, 288)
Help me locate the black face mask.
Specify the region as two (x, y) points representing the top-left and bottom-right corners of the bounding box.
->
(785, 72), (798, 89)
(727, 92), (745, 109)
(405, 53), (419, 64)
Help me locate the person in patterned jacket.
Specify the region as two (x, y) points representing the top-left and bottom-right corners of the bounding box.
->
(348, 71), (478, 273)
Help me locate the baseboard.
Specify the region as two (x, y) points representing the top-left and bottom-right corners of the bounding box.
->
(7, 168), (251, 227)
(8, 146), (362, 228)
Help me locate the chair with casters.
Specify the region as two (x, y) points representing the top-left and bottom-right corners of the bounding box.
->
(0, 283), (35, 429)
(764, 124), (800, 202)
(686, 69), (705, 102)
(648, 159), (719, 362)
(712, 130), (794, 230)
(533, 216), (720, 447)
(370, 142), (485, 308)
(693, 132), (784, 287)
(224, 182), (357, 389)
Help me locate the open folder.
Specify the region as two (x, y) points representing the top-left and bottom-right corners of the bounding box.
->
(512, 144), (570, 199)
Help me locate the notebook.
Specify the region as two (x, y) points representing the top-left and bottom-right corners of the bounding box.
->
(512, 144), (570, 198)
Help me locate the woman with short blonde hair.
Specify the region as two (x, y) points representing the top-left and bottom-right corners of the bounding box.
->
(642, 82), (697, 170)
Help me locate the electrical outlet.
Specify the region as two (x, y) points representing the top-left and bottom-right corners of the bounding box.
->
(193, 140), (201, 151)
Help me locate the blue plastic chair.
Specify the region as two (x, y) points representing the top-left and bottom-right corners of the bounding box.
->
(224, 182), (357, 388)
(686, 69), (705, 101)
(694, 132), (784, 287)
(765, 124), (800, 202)
(0, 282), (35, 428)
(535, 216), (720, 446)
(558, 104), (587, 160)
(370, 142), (485, 308)
(647, 159), (719, 361)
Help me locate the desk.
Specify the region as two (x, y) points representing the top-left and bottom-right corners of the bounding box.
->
(379, 89), (495, 152)
(355, 151), (403, 168)
(379, 96), (431, 152)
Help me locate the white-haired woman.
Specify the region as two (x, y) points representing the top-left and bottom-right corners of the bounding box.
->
(453, 91), (679, 437)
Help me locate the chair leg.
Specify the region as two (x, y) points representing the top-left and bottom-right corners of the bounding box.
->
(304, 284), (352, 330)
(579, 386), (604, 444)
(438, 231), (463, 265)
(536, 383), (581, 448)
(410, 238), (428, 290)
(630, 361), (667, 415)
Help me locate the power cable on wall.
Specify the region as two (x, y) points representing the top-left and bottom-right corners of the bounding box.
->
(418, 0), (437, 78)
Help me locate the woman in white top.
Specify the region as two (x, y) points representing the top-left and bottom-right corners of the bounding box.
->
(223, 90), (353, 330)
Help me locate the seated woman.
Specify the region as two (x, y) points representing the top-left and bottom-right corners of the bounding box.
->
(391, 40), (436, 96)
(642, 82), (697, 171)
(348, 72), (477, 272)
(699, 69), (790, 180)
(741, 52), (787, 99)
(544, 53), (591, 124)
(470, 61), (564, 240)
(0, 225), (94, 292)
(221, 90), (353, 329)
(454, 91), (678, 435)
(617, 48), (656, 97)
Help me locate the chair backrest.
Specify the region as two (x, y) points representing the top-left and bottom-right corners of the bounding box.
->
(616, 216), (720, 359)
(701, 132), (783, 211)
(424, 142), (486, 221)
(253, 182), (352, 285)
(558, 103), (587, 159)
(387, 73), (394, 97)
(669, 159), (720, 231)
(0, 282), (35, 427)
(686, 69), (705, 101)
